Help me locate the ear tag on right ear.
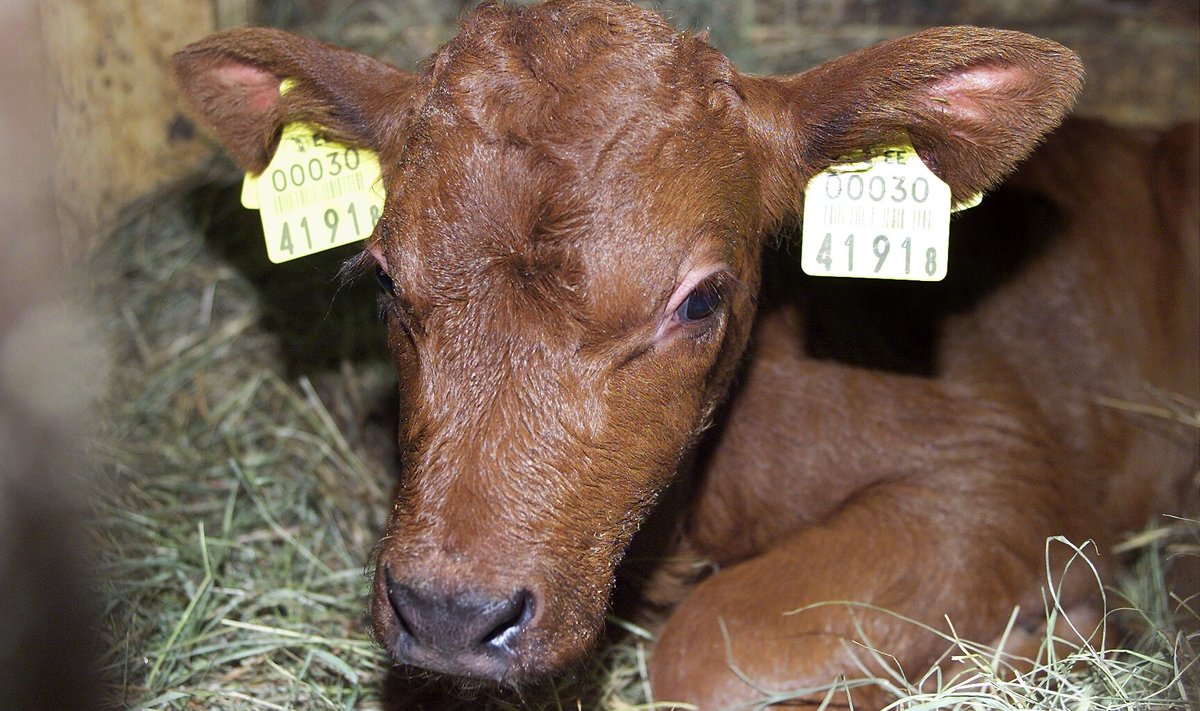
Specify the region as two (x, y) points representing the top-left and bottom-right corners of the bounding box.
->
(801, 137), (971, 281)
(240, 80), (385, 263)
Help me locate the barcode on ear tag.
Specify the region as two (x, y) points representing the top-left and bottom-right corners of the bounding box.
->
(801, 138), (957, 281)
(243, 123), (385, 264)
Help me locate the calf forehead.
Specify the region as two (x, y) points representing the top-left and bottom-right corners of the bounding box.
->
(381, 137), (698, 345)
(391, 0), (737, 190)
(422, 0), (711, 134)
(376, 5), (750, 327)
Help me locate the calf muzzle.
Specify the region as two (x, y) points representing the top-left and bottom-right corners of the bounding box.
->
(381, 564), (535, 682)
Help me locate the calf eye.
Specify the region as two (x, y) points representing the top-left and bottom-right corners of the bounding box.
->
(375, 265), (396, 296)
(675, 281), (722, 323)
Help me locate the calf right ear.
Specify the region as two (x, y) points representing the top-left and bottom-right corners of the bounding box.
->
(740, 26), (1084, 224)
(173, 28), (420, 172)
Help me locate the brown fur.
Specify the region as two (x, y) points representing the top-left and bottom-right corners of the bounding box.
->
(173, 1), (1199, 707)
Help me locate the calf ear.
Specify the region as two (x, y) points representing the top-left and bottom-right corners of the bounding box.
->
(740, 26), (1083, 222)
(172, 28), (420, 172)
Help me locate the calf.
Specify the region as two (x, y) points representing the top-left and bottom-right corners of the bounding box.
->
(173, 1), (1199, 707)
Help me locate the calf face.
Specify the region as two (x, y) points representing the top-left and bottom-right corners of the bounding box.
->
(174, 0), (1081, 685)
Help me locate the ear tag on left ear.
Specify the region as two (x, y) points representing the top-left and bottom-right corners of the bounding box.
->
(240, 82), (385, 263)
(800, 137), (979, 281)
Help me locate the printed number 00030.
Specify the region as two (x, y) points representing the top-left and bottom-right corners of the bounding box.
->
(270, 147), (363, 192)
(823, 173), (930, 203)
(278, 201), (382, 256)
(814, 232), (938, 276)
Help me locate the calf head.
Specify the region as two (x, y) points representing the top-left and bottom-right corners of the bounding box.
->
(174, 0), (1080, 686)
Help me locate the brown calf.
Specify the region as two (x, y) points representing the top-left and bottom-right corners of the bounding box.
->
(173, 1), (1199, 707)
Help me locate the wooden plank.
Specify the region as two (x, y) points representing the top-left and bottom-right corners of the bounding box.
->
(216, 0), (252, 29)
(38, 0), (217, 253)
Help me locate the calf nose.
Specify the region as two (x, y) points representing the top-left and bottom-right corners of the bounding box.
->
(384, 566), (534, 677)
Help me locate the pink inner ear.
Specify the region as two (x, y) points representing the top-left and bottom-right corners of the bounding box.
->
(211, 62), (282, 114)
(921, 63), (1032, 125)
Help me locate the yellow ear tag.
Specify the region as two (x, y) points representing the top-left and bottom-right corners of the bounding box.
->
(800, 136), (981, 281)
(240, 79), (385, 263)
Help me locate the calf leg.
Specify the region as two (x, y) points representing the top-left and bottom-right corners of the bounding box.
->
(651, 444), (1100, 709)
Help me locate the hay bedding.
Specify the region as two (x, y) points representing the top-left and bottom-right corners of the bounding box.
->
(89, 3), (1197, 709)
(91, 175), (393, 709)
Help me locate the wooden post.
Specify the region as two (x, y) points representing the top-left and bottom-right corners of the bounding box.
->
(38, 0), (220, 254)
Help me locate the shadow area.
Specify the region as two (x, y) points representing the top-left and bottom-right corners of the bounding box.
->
(793, 186), (1063, 376)
(184, 177), (391, 376)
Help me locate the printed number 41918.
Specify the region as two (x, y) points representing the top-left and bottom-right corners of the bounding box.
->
(277, 200), (382, 258)
(813, 231), (939, 277)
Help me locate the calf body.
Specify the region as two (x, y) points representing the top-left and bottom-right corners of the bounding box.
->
(655, 120), (1199, 705)
(174, 1), (1198, 707)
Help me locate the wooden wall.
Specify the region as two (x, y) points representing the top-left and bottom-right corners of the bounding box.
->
(38, 1), (221, 253)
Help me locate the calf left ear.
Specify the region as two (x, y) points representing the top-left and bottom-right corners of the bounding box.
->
(739, 26), (1083, 223)
(173, 28), (420, 173)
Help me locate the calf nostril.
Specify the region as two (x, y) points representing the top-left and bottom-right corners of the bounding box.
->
(383, 566), (422, 643)
(392, 602), (418, 641)
(383, 565), (407, 628)
(480, 589), (533, 649)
